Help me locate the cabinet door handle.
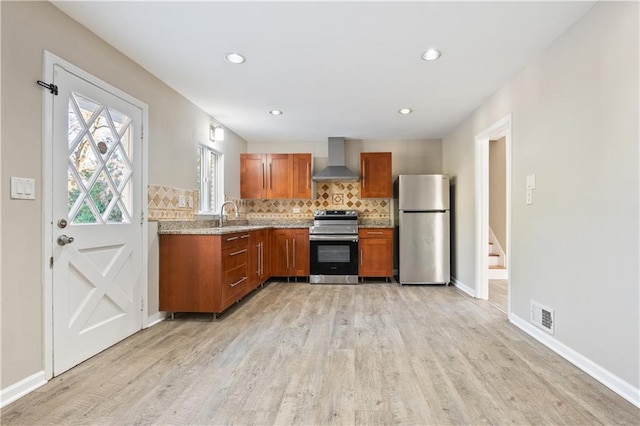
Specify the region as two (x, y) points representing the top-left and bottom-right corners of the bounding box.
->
(307, 163), (310, 189)
(360, 249), (363, 266)
(367, 231), (383, 235)
(292, 238), (296, 268)
(269, 162), (273, 189)
(230, 277), (247, 288)
(240, 234), (250, 239)
(230, 249), (247, 256)
(262, 163), (265, 189)
(285, 240), (289, 268)
(226, 236), (238, 242)
(362, 160), (366, 188)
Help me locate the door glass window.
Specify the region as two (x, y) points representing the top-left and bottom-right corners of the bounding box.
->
(67, 93), (133, 224)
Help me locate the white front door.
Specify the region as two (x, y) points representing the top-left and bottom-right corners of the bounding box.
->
(51, 64), (143, 375)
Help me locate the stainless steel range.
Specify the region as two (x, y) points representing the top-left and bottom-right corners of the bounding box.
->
(309, 209), (359, 284)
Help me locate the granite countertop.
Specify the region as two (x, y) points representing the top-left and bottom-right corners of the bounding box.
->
(157, 219), (315, 235)
(157, 219), (392, 235)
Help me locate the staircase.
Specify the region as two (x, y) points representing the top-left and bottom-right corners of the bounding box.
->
(488, 229), (508, 279)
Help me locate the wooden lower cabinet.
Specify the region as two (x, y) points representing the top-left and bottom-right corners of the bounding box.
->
(159, 231), (251, 314)
(358, 228), (393, 278)
(248, 229), (269, 289)
(271, 228), (309, 277)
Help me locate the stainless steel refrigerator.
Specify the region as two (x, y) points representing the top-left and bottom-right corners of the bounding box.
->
(394, 174), (450, 285)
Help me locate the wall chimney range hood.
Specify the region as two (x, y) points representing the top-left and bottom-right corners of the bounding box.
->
(312, 137), (359, 182)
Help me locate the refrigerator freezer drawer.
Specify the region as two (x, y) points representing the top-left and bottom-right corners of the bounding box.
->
(398, 211), (450, 284)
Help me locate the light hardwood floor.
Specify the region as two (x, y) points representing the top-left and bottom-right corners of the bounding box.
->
(488, 279), (508, 313)
(2, 282), (638, 425)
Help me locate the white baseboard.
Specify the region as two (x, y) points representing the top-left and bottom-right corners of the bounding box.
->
(0, 371), (47, 408)
(147, 311), (168, 327)
(509, 313), (640, 408)
(451, 277), (476, 298)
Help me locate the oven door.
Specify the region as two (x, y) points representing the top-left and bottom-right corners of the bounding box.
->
(309, 235), (358, 276)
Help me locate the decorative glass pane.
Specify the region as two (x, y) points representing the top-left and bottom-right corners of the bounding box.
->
(68, 100), (83, 148)
(74, 200), (98, 224)
(91, 110), (116, 155)
(90, 171), (114, 217)
(108, 107), (130, 137)
(73, 93), (100, 123)
(108, 203), (123, 223)
(71, 137), (99, 187)
(68, 91), (133, 225)
(106, 144), (132, 190)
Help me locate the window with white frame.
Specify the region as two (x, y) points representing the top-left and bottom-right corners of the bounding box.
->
(197, 144), (222, 213)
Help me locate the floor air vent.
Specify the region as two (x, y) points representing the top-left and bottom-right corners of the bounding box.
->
(531, 301), (554, 334)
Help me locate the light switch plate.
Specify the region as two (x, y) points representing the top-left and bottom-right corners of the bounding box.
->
(188, 196), (193, 208)
(526, 174), (536, 190)
(10, 176), (36, 200)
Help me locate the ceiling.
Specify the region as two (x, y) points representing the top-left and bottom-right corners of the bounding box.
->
(52, 1), (595, 144)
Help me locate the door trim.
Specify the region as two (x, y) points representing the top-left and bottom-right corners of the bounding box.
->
(474, 114), (512, 308)
(42, 51), (149, 380)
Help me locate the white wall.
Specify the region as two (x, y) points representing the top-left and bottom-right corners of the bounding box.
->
(443, 1), (638, 394)
(0, 1), (246, 390)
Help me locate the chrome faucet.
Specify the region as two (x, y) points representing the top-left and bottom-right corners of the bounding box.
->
(218, 201), (239, 227)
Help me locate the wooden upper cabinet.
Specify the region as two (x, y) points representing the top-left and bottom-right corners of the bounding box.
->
(292, 153), (313, 199)
(360, 152), (392, 198)
(241, 153), (312, 199)
(240, 154), (266, 199)
(266, 154), (293, 199)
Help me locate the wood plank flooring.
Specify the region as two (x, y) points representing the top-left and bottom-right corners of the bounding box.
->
(488, 279), (508, 313)
(2, 282), (638, 425)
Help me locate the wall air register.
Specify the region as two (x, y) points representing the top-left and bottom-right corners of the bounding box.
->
(531, 300), (554, 334)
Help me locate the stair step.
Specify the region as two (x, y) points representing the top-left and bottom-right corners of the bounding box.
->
(488, 253), (500, 257)
(489, 265), (506, 270)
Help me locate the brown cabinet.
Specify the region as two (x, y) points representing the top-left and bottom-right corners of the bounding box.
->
(159, 231), (251, 314)
(271, 228), (309, 277)
(248, 229), (269, 289)
(240, 153), (312, 199)
(358, 228), (393, 278)
(292, 153), (313, 199)
(360, 152), (392, 198)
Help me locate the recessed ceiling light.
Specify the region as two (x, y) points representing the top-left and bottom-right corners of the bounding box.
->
(225, 52), (246, 64)
(421, 49), (441, 61)
(269, 110), (283, 116)
(398, 108), (413, 115)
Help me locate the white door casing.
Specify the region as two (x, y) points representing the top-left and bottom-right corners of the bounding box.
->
(43, 52), (149, 377)
(474, 114), (512, 310)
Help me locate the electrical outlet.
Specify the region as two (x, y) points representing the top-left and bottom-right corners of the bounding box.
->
(178, 195), (186, 208)
(292, 208), (301, 214)
(188, 196), (193, 208)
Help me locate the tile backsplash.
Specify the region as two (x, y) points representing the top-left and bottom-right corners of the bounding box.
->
(148, 185), (196, 221)
(148, 181), (389, 222)
(235, 182), (390, 220)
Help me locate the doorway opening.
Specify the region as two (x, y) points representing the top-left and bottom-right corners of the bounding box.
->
(474, 114), (512, 313)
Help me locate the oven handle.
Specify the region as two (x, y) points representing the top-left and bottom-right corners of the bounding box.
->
(309, 234), (359, 242)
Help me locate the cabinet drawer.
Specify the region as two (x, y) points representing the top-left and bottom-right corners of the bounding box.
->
(358, 228), (393, 239)
(221, 232), (251, 250)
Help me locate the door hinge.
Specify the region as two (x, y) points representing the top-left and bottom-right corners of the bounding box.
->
(141, 123), (144, 139)
(37, 80), (58, 96)
(140, 211), (145, 225)
(140, 298), (144, 311)
(50, 256), (54, 268)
